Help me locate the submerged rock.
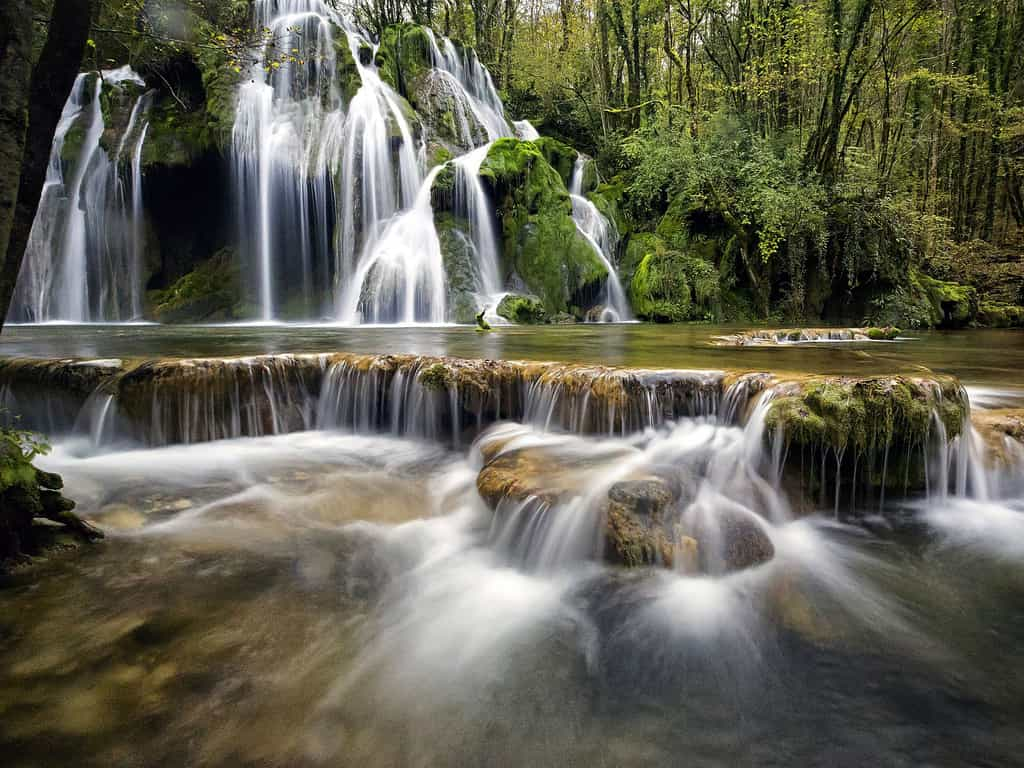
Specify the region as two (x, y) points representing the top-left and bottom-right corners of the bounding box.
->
(713, 327), (899, 346)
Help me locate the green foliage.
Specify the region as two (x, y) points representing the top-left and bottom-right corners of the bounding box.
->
(0, 419), (50, 495)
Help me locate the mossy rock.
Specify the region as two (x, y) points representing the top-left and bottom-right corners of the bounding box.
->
(625, 235), (720, 323)
(480, 138), (607, 315)
(865, 326), (900, 340)
(407, 69), (487, 151)
(655, 194), (692, 250)
(333, 28), (363, 105)
(765, 375), (968, 501)
(976, 301), (1024, 328)
(141, 97), (215, 168)
(531, 137), (578, 188)
(374, 23), (434, 99)
(435, 212), (482, 323)
(917, 273), (978, 328)
(147, 248), (242, 322)
(497, 293), (546, 324)
(588, 182), (628, 238)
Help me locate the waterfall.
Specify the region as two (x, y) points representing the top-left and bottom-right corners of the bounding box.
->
(569, 157), (631, 322)
(9, 69), (151, 324)
(452, 144), (503, 299)
(424, 30), (512, 141)
(338, 167), (447, 323)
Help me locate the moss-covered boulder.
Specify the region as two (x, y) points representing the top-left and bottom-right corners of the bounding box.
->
(434, 213), (482, 324)
(623, 234), (720, 322)
(2, 431), (102, 568)
(148, 248), (242, 322)
(765, 375), (968, 504)
(479, 138), (607, 315)
(532, 137), (578, 189)
(496, 293), (546, 324)
(868, 269), (979, 330)
(374, 23), (434, 98)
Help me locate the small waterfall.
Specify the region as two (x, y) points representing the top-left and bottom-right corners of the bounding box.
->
(514, 120), (540, 141)
(338, 167), (447, 323)
(232, 0), (347, 320)
(425, 31), (511, 141)
(569, 156), (631, 322)
(10, 70), (151, 323)
(452, 144), (503, 299)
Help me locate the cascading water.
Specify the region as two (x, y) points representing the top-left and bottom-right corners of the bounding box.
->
(569, 156), (631, 322)
(232, 2), (515, 323)
(424, 30), (512, 141)
(9, 68), (151, 323)
(452, 144), (503, 300)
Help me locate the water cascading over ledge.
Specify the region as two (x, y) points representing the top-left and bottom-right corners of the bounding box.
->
(9, 69), (153, 323)
(1, 354), (750, 446)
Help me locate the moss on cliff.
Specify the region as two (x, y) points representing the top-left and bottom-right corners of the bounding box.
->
(480, 138), (607, 315)
(532, 136), (578, 188)
(148, 248), (242, 322)
(374, 23), (434, 98)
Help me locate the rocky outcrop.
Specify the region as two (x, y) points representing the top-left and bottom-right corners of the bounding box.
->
(475, 439), (774, 573)
(496, 293), (546, 324)
(765, 375), (968, 501)
(622, 233), (720, 322)
(1, 435), (102, 568)
(713, 327), (900, 345)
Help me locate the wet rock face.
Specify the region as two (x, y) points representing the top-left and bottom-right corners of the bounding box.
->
(972, 409), (1024, 465)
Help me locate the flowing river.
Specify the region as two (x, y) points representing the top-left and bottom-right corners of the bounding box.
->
(2, 324), (1024, 766)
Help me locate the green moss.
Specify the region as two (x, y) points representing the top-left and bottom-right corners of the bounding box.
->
(917, 273), (978, 328)
(655, 194), (691, 250)
(333, 28), (363, 105)
(866, 326), (900, 340)
(497, 293), (547, 324)
(765, 376), (967, 497)
(588, 182), (628, 238)
(374, 23), (434, 98)
(480, 138), (607, 315)
(625, 234), (720, 323)
(426, 142), (453, 169)
(976, 301), (1024, 328)
(419, 363), (451, 391)
(531, 137), (578, 188)
(148, 248), (242, 322)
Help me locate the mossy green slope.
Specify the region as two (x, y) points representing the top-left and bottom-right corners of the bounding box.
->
(479, 138), (606, 315)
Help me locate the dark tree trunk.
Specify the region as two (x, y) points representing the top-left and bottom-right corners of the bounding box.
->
(0, 0), (96, 333)
(0, 0), (33, 324)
